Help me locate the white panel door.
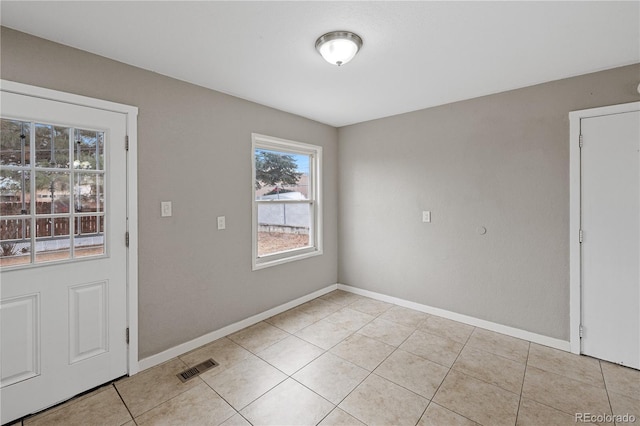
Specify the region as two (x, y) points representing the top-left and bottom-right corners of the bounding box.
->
(0, 91), (128, 423)
(581, 110), (640, 369)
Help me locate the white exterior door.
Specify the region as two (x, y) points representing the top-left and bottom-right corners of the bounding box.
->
(581, 109), (640, 369)
(0, 90), (129, 423)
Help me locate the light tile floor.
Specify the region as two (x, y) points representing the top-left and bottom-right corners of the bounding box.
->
(13, 290), (640, 426)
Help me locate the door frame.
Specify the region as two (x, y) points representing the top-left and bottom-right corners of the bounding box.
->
(0, 79), (140, 375)
(569, 101), (640, 355)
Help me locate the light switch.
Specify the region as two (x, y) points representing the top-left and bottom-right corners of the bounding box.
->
(217, 216), (226, 230)
(161, 201), (172, 217)
(422, 211), (431, 223)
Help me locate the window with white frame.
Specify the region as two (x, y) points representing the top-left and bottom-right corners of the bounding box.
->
(252, 133), (322, 270)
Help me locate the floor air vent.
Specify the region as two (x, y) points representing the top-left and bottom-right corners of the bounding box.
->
(177, 358), (219, 382)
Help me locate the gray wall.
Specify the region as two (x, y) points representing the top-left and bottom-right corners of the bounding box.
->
(338, 64), (640, 340)
(0, 28), (339, 359)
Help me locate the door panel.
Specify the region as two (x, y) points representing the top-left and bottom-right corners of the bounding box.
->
(69, 280), (109, 364)
(581, 110), (640, 369)
(0, 294), (40, 387)
(0, 91), (128, 423)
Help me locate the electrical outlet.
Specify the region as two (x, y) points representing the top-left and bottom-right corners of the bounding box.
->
(161, 201), (172, 217)
(422, 210), (431, 223)
(217, 216), (226, 230)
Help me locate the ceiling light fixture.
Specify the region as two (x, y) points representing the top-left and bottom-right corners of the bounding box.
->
(315, 31), (363, 66)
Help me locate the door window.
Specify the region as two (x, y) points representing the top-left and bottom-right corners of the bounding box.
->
(1, 119), (106, 267)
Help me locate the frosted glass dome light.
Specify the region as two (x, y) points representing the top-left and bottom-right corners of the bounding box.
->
(315, 31), (363, 66)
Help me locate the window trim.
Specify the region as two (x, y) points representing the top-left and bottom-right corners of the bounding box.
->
(251, 133), (323, 270)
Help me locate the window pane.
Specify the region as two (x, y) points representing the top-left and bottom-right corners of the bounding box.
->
(255, 149), (310, 200)
(257, 202), (310, 256)
(0, 170), (31, 215)
(74, 173), (104, 212)
(35, 217), (70, 263)
(35, 171), (70, 214)
(1, 119), (30, 166)
(35, 217), (52, 238)
(1, 117), (111, 269)
(75, 215), (104, 258)
(75, 215), (103, 235)
(74, 129), (104, 171)
(35, 123), (69, 168)
(0, 218), (31, 267)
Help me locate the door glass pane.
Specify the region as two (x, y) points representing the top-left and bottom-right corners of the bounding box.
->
(35, 171), (70, 214)
(74, 174), (103, 212)
(1, 119), (109, 268)
(35, 217), (70, 263)
(1, 119), (30, 166)
(35, 217), (52, 238)
(74, 129), (104, 171)
(0, 170), (31, 215)
(257, 202), (311, 256)
(35, 124), (69, 168)
(0, 218), (30, 267)
(255, 149), (310, 200)
(75, 215), (104, 258)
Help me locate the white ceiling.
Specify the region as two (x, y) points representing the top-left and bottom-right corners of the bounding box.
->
(2, 1), (639, 127)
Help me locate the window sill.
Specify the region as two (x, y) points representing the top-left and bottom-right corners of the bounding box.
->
(252, 247), (322, 271)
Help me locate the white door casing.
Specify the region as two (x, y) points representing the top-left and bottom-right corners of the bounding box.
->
(569, 102), (640, 369)
(0, 81), (139, 423)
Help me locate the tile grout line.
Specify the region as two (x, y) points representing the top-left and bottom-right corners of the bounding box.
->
(265, 301), (337, 338)
(183, 324), (304, 425)
(285, 377), (339, 425)
(20, 379), (125, 425)
(200, 370), (275, 425)
(411, 321), (437, 426)
(598, 360), (616, 418)
(515, 363), (612, 419)
(115, 359), (208, 421)
(525, 362), (612, 391)
(196, 378), (242, 424)
(420, 325), (479, 426)
(448, 329), (536, 396)
(321, 308), (436, 426)
(310, 301), (393, 425)
(410, 319), (443, 426)
(513, 369), (598, 420)
(513, 341), (532, 426)
(255, 294), (368, 425)
(301, 302), (402, 425)
(112, 382), (137, 425)
(118, 375), (208, 422)
(215, 296), (353, 423)
(251, 298), (351, 355)
(326, 301), (487, 425)
(217, 294), (369, 425)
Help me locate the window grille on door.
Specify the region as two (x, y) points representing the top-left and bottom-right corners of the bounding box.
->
(0, 119), (107, 267)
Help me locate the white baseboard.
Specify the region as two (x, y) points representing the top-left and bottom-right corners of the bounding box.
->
(137, 284), (338, 372)
(337, 284), (571, 352)
(138, 281), (571, 373)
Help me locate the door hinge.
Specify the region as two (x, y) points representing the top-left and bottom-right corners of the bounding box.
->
(579, 324), (584, 338)
(579, 134), (583, 148)
(125, 231), (130, 247)
(126, 327), (130, 344)
(125, 135), (129, 151)
(579, 229), (583, 243)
